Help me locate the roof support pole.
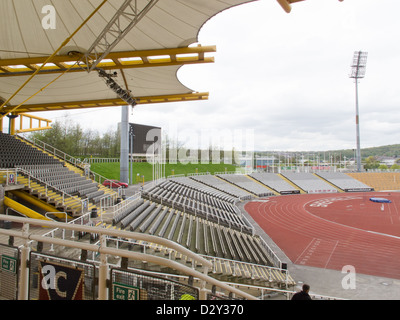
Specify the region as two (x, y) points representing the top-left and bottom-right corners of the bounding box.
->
(120, 105), (130, 184)
(7, 114), (18, 135)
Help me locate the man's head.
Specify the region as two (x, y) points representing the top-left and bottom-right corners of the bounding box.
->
(302, 284), (310, 293)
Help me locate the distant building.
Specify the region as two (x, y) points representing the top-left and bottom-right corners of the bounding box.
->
(377, 156), (398, 167)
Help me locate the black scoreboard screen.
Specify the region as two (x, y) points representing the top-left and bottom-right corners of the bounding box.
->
(129, 123), (161, 155)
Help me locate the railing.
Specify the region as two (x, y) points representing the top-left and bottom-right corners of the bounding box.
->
(138, 189), (284, 270)
(187, 172), (211, 177)
(107, 192), (142, 218)
(166, 173), (185, 179)
(214, 171), (242, 175)
(226, 282), (345, 300)
(86, 157), (120, 164)
(0, 214), (258, 300)
(20, 135), (86, 169)
(257, 237), (283, 270)
(103, 237), (291, 288)
(18, 134), (123, 200)
(143, 177), (165, 191)
(9, 167), (88, 215)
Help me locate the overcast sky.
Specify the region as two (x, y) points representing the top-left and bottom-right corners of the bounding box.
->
(27, 0), (400, 152)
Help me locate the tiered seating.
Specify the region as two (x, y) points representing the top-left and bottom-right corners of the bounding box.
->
(217, 174), (274, 197)
(100, 175), (299, 287)
(346, 172), (399, 191)
(1, 131), (294, 287)
(111, 199), (272, 263)
(142, 179), (251, 233)
(19, 164), (104, 203)
(0, 133), (106, 210)
(281, 172), (338, 194)
(317, 172), (373, 192)
(112, 198), (145, 225)
(170, 177), (237, 204)
(190, 174), (253, 199)
(106, 197), (295, 286)
(0, 133), (60, 167)
(250, 172), (300, 195)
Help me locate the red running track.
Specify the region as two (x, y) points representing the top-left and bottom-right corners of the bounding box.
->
(245, 192), (400, 279)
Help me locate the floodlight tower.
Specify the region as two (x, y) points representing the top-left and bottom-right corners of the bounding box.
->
(349, 51), (368, 172)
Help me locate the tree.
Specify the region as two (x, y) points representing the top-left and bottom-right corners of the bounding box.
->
(364, 156), (380, 170)
(28, 118), (120, 158)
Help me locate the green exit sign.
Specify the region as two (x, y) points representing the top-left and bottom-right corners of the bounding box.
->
(1, 255), (17, 274)
(112, 282), (139, 300)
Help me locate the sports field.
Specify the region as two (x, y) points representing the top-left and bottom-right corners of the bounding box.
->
(90, 162), (238, 183)
(245, 192), (400, 280)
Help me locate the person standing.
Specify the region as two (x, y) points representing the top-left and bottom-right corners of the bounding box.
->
(291, 284), (312, 300)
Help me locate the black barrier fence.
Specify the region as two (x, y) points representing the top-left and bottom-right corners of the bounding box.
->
(110, 267), (199, 300)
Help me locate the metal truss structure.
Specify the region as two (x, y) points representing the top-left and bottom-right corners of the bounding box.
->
(81, 0), (160, 73)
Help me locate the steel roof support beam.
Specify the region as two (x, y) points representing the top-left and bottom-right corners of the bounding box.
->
(82, 0), (159, 73)
(0, 46), (215, 77)
(2, 92), (209, 114)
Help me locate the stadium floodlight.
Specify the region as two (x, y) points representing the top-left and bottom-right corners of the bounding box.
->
(349, 51), (368, 172)
(97, 68), (137, 106)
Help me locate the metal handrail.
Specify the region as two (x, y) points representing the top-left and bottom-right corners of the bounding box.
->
(19, 134), (86, 168)
(0, 214), (257, 300)
(14, 167), (88, 214)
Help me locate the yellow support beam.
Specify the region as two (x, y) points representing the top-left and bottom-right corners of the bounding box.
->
(276, 0), (305, 13)
(3, 92), (209, 114)
(0, 45), (216, 77)
(16, 113), (52, 133)
(4, 196), (51, 221)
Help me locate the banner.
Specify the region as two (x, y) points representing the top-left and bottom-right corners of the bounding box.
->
(38, 260), (84, 300)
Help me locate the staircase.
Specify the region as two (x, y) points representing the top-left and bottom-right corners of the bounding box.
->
(1, 133), (119, 217)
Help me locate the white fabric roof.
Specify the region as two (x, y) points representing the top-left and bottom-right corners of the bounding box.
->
(0, 0), (257, 112)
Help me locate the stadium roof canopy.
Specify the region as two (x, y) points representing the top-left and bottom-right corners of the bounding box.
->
(0, 0), (305, 121)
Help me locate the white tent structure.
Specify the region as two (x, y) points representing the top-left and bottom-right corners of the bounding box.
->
(0, 0), (307, 182)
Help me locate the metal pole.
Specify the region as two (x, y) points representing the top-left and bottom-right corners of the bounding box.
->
(350, 51), (367, 172)
(18, 223), (30, 300)
(355, 79), (361, 172)
(98, 235), (109, 300)
(120, 106), (129, 183)
(130, 125), (134, 185)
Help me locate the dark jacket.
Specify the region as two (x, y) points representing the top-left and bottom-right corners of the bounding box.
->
(291, 290), (312, 300)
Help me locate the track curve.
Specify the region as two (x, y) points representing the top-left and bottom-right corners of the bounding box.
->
(245, 192), (400, 279)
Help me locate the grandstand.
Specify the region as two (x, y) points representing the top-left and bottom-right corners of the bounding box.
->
(249, 172), (300, 195)
(1, 0), (396, 302)
(280, 172), (339, 194)
(3, 130), (400, 300)
(346, 172), (400, 191)
(216, 173), (275, 197)
(316, 172), (374, 192)
(0, 133), (117, 216)
(0, 132), (297, 300)
(190, 174), (253, 200)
